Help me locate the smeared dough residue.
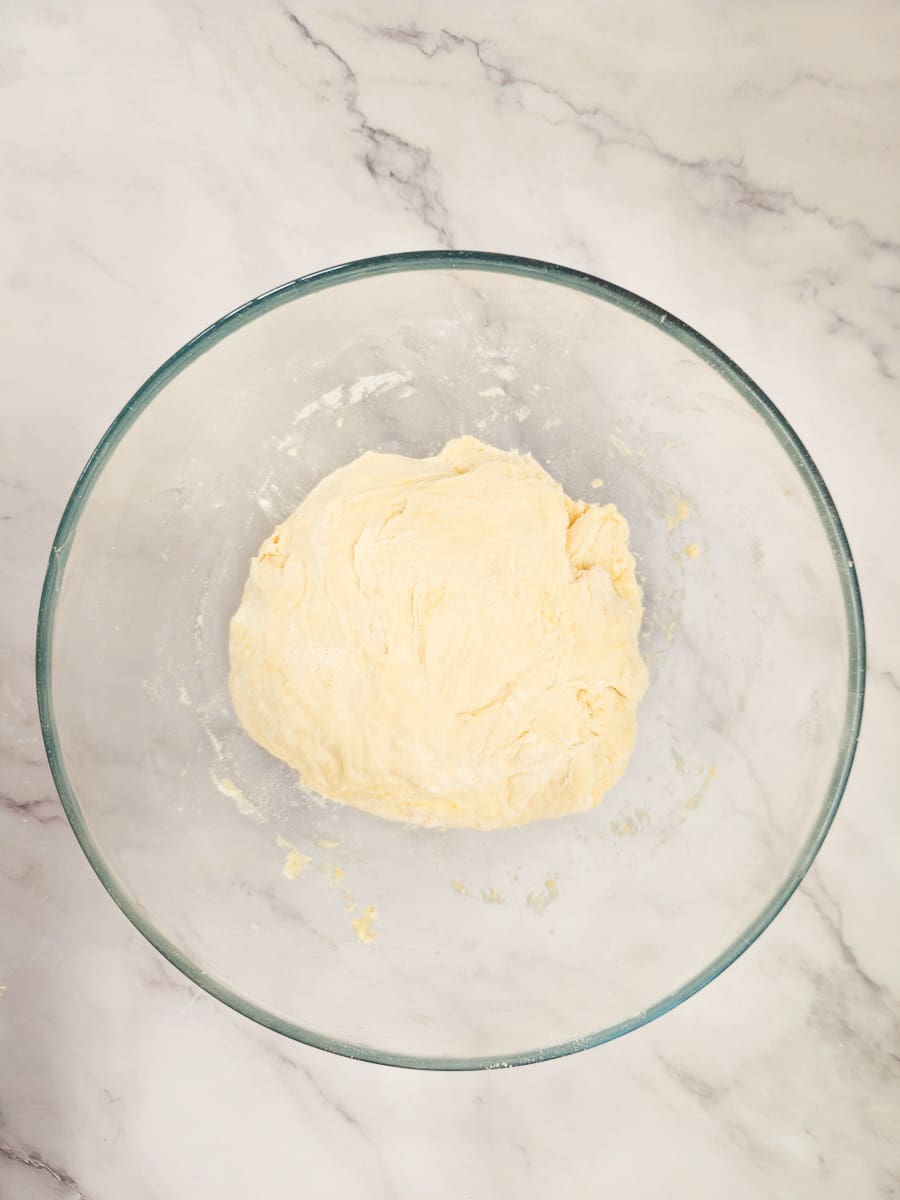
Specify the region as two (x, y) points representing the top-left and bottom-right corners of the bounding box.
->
(210, 772), (262, 821)
(275, 835), (311, 879)
(685, 766), (718, 811)
(352, 905), (378, 944)
(526, 876), (559, 914)
(666, 497), (691, 531)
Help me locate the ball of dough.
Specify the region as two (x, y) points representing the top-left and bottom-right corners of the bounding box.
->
(229, 437), (647, 830)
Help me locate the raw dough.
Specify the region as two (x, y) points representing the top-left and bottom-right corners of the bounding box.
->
(229, 436), (647, 830)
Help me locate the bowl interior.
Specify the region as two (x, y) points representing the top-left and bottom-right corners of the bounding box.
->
(41, 256), (862, 1067)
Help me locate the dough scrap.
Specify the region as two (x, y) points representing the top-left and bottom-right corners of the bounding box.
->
(229, 437), (647, 830)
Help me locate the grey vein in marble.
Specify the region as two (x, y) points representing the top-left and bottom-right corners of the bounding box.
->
(281, 7), (455, 247)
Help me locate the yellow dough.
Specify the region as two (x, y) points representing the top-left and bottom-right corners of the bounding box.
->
(229, 437), (647, 830)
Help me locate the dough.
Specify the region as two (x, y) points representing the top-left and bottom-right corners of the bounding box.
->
(229, 437), (647, 830)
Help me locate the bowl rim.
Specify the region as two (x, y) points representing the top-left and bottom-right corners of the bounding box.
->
(36, 249), (866, 1070)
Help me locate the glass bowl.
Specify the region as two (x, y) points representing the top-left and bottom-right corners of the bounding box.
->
(37, 252), (864, 1069)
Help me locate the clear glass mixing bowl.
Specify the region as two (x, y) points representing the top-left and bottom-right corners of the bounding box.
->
(37, 252), (865, 1069)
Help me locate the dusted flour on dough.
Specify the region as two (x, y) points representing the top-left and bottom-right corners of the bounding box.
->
(229, 437), (647, 830)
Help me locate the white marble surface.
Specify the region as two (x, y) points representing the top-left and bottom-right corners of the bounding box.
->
(2, 1), (899, 1195)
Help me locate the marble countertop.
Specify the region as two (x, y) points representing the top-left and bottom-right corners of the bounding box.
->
(3, 2), (899, 1196)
